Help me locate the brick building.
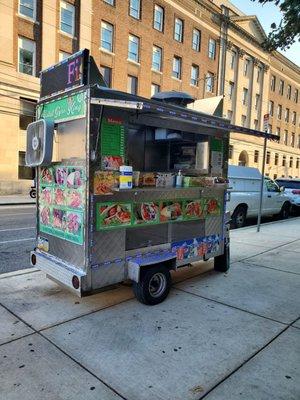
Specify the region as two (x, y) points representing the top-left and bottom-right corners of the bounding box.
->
(0, 0), (299, 193)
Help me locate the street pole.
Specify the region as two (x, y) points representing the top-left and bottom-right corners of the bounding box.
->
(257, 136), (267, 232)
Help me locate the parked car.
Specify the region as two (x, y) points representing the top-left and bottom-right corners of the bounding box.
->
(227, 165), (291, 228)
(275, 178), (300, 215)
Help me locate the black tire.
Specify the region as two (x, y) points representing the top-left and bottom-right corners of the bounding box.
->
(132, 265), (171, 305)
(279, 202), (290, 219)
(231, 205), (247, 229)
(214, 243), (230, 272)
(29, 189), (36, 199)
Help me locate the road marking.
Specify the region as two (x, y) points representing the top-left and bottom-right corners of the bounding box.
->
(0, 212), (34, 217)
(0, 237), (35, 245)
(0, 226), (35, 232)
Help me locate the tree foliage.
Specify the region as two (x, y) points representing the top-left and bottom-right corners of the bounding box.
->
(251, 0), (300, 51)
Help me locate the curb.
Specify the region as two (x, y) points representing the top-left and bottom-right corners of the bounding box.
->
(0, 267), (39, 279)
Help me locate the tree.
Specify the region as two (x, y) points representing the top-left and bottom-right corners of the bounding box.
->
(251, 0), (300, 51)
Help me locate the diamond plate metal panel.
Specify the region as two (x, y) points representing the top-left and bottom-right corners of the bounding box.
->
(91, 262), (126, 289)
(205, 216), (223, 236)
(39, 232), (86, 267)
(92, 229), (125, 264)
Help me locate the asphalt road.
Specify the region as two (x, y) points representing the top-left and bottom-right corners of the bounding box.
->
(0, 205), (36, 274)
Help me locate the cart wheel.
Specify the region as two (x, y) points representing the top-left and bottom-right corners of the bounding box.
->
(133, 265), (171, 305)
(214, 243), (230, 272)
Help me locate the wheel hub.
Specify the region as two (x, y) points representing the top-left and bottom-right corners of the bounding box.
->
(148, 272), (167, 298)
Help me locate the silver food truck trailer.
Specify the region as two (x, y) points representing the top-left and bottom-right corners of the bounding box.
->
(26, 49), (277, 304)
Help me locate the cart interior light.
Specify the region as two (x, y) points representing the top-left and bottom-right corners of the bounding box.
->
(31, 254), (37, 266)
(72, 275), (80, 290)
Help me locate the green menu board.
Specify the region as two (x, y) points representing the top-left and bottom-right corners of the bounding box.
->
(101, 118), (125, 156)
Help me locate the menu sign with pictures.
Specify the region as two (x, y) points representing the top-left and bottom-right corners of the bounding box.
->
(96, 197), (222, 230)
(39, 165), (85, 245)
(100, 118), (125, 170)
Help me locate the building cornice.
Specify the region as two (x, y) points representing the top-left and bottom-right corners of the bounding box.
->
(271, 50), (300, 76)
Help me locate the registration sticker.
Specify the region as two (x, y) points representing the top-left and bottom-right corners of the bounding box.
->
(37, 236), (49, 252)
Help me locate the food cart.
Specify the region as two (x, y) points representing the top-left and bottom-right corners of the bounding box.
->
(26, 49), (276, 304)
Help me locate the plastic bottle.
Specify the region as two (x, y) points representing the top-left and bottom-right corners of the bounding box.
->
(176, 170), (183, 188)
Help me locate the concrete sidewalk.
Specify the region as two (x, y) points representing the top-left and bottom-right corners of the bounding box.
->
(0, 218), (299, 400)
(0, 194), (35, 206)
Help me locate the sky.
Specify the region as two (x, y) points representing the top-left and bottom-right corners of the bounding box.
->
(229, 0), (300, 66)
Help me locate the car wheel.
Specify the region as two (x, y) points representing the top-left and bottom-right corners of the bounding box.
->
(231, 205), (247, 229)
(279, 202), (290, 219)
(132, 265), (171, 305)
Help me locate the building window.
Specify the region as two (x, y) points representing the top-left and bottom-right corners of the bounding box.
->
(291, 132), (295, 147)
(228, 81), (234, 100)
(151, 83), (160, 96)
(19, 98), (36, 130)
(296, 158), (300, 169)
(103, 0), (115, 5)
(208, 38), (216, 59)
(192, 28), (201, 51)
(100, 65), (112, 87)
(266, 151), (271, 164)
(152, 45), (162, 71)
(283, 130), (288, 145)
(192, 28), (201, 52)
(241, 115), (246, 127)
(229, 145), (233, 159)
(279, 79), (284, 95)
(129, 0), (141, 19)
(270, 75), (276, 91)
(243, 59), (250, 76)
(172, 56), (182, 79)
(268, 124), (272, 133)
(274, 153), (279, 166)
(242, 88), (248, 105)
(128, 34), (140, 63)
(289, 157), (293, 168)
(282, 155), (286, 166)
(255, 94), (260, 110)
(153, 4), (164, 31)
(276, 127), (281, 136)
(205, 72), (214, 92)
(285, 108), (290, 122)
(18, 37), (36, 76)
(227, 110), (233, 121)
(292, 111), (296, 125)
(59, 51), (70, 61)
(277, 104), (282, 120)
(268, 100), (274, 116)
(19, 0), (36, 20)
(230, 51), (236, 69)
(254, 119), (258, 130)
(60, 1), (75, 36)
(127, 75), (138, 94)
(101, 21), (114, 52)
(287, 84), (291, 99)
(190, 65), (199, 86)
(254, 150), (259, 163)
(174, 18), (183, 42)
(257, 66), (262, 83)
(18, 151), (34, 180)
(294, 89), (299, 103)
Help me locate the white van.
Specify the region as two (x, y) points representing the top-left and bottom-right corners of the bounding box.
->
(227, 165), (291, 228)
